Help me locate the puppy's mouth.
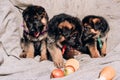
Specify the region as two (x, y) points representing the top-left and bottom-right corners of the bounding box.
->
(34, 32), (40, 38)
(84, 29), (100, 41)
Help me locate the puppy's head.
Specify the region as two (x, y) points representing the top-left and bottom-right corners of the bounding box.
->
(48, 13), (82, 47)
(23, 5), (48, 38)
(82, 15), (109, 40)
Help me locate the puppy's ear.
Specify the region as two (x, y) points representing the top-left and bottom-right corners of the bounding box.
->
(42, 12), (49, 22)
(92, 18), (100, 24)
(22, 9), (29, 22)
(41, 18), (47, 25)
(44, 12), (49, 21)
(23, 21), (29, 32)
(58, 21), (74, 29)
(92, 18), (101, 30)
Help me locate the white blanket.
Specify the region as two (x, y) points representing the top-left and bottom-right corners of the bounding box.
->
(0, 0), (120, 80)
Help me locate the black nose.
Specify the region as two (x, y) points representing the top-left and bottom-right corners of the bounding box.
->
(33, 20), (44, 30)
(33, 20), (39, 26)
(39, 23), (44, 27)
(62, 28), (71, 38)
(67, 39), (75, 46)
(38, 23), (44, 31)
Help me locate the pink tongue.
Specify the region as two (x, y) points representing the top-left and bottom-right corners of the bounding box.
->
(62, 45), (67, 55)
(34, 32), (40, 37)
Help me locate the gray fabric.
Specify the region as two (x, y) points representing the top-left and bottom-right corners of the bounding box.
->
(0, 0), (120, 80)
(0, 0), (22, 58)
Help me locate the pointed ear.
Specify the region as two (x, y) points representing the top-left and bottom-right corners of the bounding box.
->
(23, 21), (29, 32)
(41, 17), (47, 25)
(45, 12), (49, 21)
(92, 18), (100, 24)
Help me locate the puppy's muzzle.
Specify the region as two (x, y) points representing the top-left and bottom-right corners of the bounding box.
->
(31, 22), (45, 38)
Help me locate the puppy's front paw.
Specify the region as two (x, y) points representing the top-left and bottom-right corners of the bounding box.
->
(40, 56), (47, 61)
(53, 56), (64, 68)
(19, 52), (27, 58)
(101, 44), (107, 57)
(91, 50), (100, 58)
(52, 52), (64, 68)
(47, 44), (64, 68)
(101, 52), (107, 57)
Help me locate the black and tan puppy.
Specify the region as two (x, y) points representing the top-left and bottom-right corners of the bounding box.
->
(47, 13), (83, 68)
(20, 5), (49, 61)
(82, 15), (110, 58)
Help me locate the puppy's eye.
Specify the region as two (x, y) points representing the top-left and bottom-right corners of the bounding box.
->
(38, 25), (44, 31)
(84, 27), (90, 31)
(31, 29), (34, 32)
(71, 33), (77, 39)
(59, 31), (62, 34)
(84, 27), (88, 30)
(40, 15), (44, 19)
(58, 29), (62, 34)
(71, 36), (76, 39)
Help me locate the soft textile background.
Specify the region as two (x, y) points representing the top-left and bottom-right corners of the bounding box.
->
(0, 0), (120, 80)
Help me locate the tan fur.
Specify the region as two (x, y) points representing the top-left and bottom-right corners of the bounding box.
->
(26, 43), (34, 58)
(90, 29), (101, 39)
(20, 39), (47, 60)
(101, 41), (107, 57)
(56, 36), (65, 48)
(87, 42), (100, 58)
(20, 43), (34, 58)
(101, 34), (108, 56)
(47, 42), (64, 68)
(41, 17), (47, 26)
(40, 40), (47, 61)
(23, 21), (29, 32)
(67, 49), (81, 57)
(92, 18), (100, 24)
(84, 23), (91, 28)
(58, 21), (74, 29)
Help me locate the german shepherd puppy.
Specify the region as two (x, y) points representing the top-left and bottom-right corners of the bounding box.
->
(20, 5), (49, 61)
(82, 15), (110, 58)
(47, 13), (83, 68)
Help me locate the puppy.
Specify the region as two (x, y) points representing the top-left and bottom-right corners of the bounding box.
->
(47, 13), (83, 68)
(20, 5), (49, 61)
(82, 15), (110, 58)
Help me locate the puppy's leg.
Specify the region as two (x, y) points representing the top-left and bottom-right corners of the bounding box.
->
(26, 43), (34, 58)
(101, 41), (107, 57)
(19, 51), (27, 58)
(88, 41), (100, 58)
(100, 35), (108, 57)
(19, 40), (28, 58)
(101, 38), (107, 57)
(20, 38), (34, 58)
(47, 43), (64, 68)
(40, 40), (47, 61)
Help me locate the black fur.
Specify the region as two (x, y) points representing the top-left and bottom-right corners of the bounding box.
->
(47, 13), (83, 60)
(20, 5), (49, 61)
(82, 15), (110, 57)
(23, 5), (48, 38)
(82, 15), (109, 39)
